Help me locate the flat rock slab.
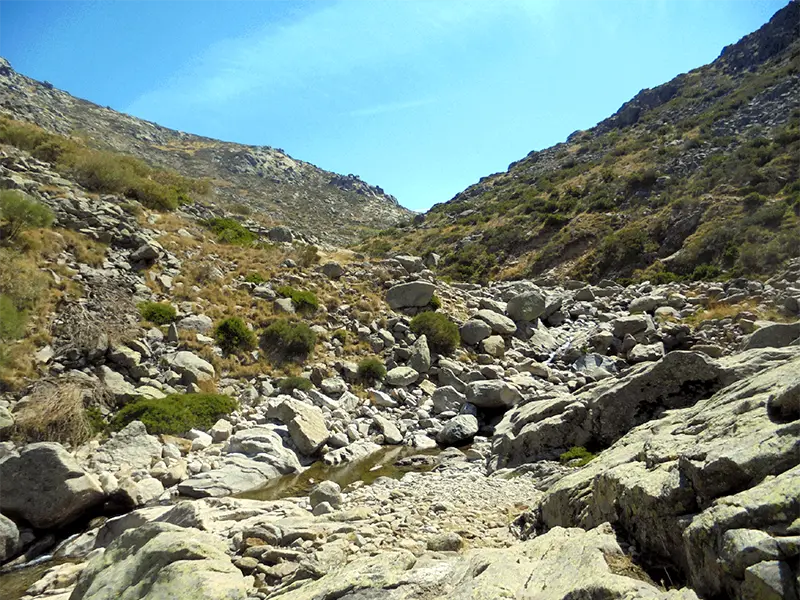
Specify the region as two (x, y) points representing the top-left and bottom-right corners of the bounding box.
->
(178, 456), (280, 498)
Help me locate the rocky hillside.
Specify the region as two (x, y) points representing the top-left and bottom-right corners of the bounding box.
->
(0, 58), (411, 245)
(1, 129), (799, 599)
(359, 1), (800, 284)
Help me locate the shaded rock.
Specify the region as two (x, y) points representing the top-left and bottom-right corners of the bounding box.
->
(0, 513), (20, 562)
(436, 415), (478, 447)
(386, 281), (436, 309)
(506, 290), (546, 322)
(466, 380), (522, 409)
(409, 335), (431, 373)
(267, 399), (329, 455)
(459, 319), (492, 345)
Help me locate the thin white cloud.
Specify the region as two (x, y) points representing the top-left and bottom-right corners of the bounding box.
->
(348, 98), (436, 118)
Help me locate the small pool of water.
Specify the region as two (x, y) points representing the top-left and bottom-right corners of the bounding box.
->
(237, 446), (441, 502)
(0, 558), (73, 600)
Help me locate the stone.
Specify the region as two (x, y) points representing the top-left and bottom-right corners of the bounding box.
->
(227, 426), (301, 473)
(320, 262), (344, 279)
(310, 481), (342, 509)
(374, 415), (404, 444)
(323, 441), (381, 465)
(466, 380), (522, 409)
(386, 281), (436, 309)
(209, 419), (233, 442)
(98, 365), (136, 401)
(459, 318), (493, 345)
(436, 415), (479, 447)
(268, 226), (293, 243)
(274, 297), (296, 314)
(426, 531), (464, 551)
(629, 296), (660, 313)
(0, 513), (20, 562)
(432, 386), (466, 414)
(481, 335), (505, 358)
(611, 314), (651, 338)
(169, 351), (215, 385)
(628, 341), (665, 363)
(178, 455), (280, 498)
(267, 398), (330, 455)
(93, 421), (162, 471)
(506, 290), (546, 322)
(409, 335), (431, 373)
(475, 309), (517, 335)
(107, 344), (141, 369)
(70, 522), (247, 600)
(385, 366), (419, 387)
(740, 560), (796, 600)
(177, 314), (214, 333)
(0, 406), (14, 436)
(741, 321), (800, 350)
(130, 241), (160, 262)
(0, 442), (104, 529)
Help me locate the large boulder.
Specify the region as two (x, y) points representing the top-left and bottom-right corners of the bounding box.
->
(169, 351), (215, 385)
(0, 442), (104, 529)
(178, 456), (280, 498)
(92, 421), (162, 472)
(0, 513), (20, 562)
(408, 335), (431, 373)
(475, 309), (517, 335)
(741, 321), (800, 350)
(537, 353), (800, 599)
(70, 521), (247, 600)
(506, 290), (546, 322)
(385, 366), (419, 387)
(459, 319), (492, 345)
(436, 415), (479, 447)
(226, 427), (301, 473)
(466, 380), (522, 409)
(266, 398), (329, 455)
(386, 281), (435, 309)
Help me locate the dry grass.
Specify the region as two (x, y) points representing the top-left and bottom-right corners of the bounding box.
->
(683, 299), (793, 327)
(12, 376), (111, 447)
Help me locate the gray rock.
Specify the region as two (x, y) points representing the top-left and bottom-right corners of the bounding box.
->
(107, 344), (141, 369)
(268, 226), (293, 243)
(506, 290), (546, 322)
(475, 309), (517, 335)
(226, 426), (301, 473)
(323, 441), (381, 466)
(320, 262), (344, 279)
(178, 456), (280, 498)
(395, 255), (424, 273)
(0, 513), (20, 562)
(480, 335), (505, 358)
(169, 351), (215, 385)
(740, 560), (796, 600)
(0, 442), (104, 529)
(460, 319), (493, 345)
(426, 531), (463, 551)
(466, 380), (522, 409)
(409, 335), (431, 373)
(176, 314), (214, 333)
(310, 481), (342, 509)
(432, 386), (466, 414)
(629, 296), (660, 313)
(70, 522), (247, 600)
(436, 415), (478, 447)
(373, 415), (403, 444)
(130, 241), (160, 263)
(209, 419), (233, 442)
(0, 406), (14, 436)
(385, 366), (419, 387)
(93, 421), (162, 471)
(611, 314), (651, 338)
(266, 398), (329, 455)
(628, 341), (665, 363)
(741, 321), (800, 350)
(386, 281), (436, 309)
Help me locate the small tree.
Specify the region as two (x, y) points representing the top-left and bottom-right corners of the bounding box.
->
(0, 190), (54, 242)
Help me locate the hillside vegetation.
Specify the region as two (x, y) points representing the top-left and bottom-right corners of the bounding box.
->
(357, 2), (800, 284)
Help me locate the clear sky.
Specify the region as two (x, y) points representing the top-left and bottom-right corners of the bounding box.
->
(0, 1), (787, 211)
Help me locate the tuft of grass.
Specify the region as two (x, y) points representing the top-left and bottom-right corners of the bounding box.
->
(0, 190), (54, 243)
(138, 301), (177, 325)
(278, 376), (313, 393)
(276, 285), (319, 313)
(109, 393), (237, 435)
(409, 311), (460, 355)
(559, 446), (596, 467)
(357, 357), (386, 384)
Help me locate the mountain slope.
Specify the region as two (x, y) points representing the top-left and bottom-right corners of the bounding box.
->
(0, 58), (411, 245)
(359, 1), (799, 283)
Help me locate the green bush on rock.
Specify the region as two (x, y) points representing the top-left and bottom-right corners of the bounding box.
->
(278, 376), (313, 393)
(138, 302), (177, 325)
(261, 319), (316, 361)
(409, 311), (460, 355)
(110, 393), (237, 435)
(357, 357), (387, 383)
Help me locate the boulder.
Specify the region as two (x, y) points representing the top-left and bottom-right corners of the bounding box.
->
(70, 522), (247, 600)
(506, 290), (546, 322)
(409, 335), (431, 373)
(432, 386), (466, 414)
(178, 456), (280, 498)
(459, 319), (493, 345)
(385, 366), (420, 387)
(130, 241), (160, 263)
(0, 442), (104, 529)
(176, 314), (214, 334)
(268, 226), (293, 243)
(320, 262), (344, 279)
(475, 309), (517, 335)
(373, 415), (403, 444)
(466, 380), (522, 409)
(386, 281), (436, 309)
(628, 341), (665, 363)
(611, 314), (651, 338)
(394, 255), (424, 273)
(436, 415), (479, 447)
(741, 321), (800, 350)
(169, 351), (215, 385)
(93, 421), (162, 472)
(267, 399), (329, 455)
(481, 335), (505, 358)
(226, 426), (301, 473)
(310, 481), (342, 509)
(0, 513), (19, 562)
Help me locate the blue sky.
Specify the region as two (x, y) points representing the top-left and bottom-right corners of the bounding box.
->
(0, 1), (787, 211)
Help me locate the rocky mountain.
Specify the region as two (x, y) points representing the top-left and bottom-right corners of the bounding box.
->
(1, 4), (799, 600)
(0, 57), (411, 245)
(359, 1), (800, 284)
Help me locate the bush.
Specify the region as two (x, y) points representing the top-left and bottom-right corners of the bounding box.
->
(278, 376), (313, 393)
(691, 264), (723, 281)
(742, 192), (767, 211)
(296, 245), (320, 267)
(214, 316), (257, 354)
(428, 294), (442, 311)
(138, 301), (177, 325)
(110, 393), (237, 435)
(244, 272), (266, 284)
(559, 446), (596, 467)
(409, 311), (460, 355)
(0, 294), (27, 341)
(331, 329), (349, 344)
(261, 319), (316, 361)
(357, 357), (386, 383)
(202, 218), (256, 245)
(276, 285), (319, 313)
(0, 190), (54, 242)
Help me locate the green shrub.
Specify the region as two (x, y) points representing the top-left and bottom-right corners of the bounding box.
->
(409, 311), (460, 355)
(331, 329), (349, 344)
(138, 302), (177, 325)
(110, 393), (237, 435)
(559, 446), (596, 467)
(244, 272), (266, 284)
(261, 319), (316, 361)
(691, 264), (723, 281)
(214, 317), (257, 354)
(278, 376), (313, 393)
(0, 294), (27, 340)
(428, 294), (442, 311)
(276, 285), (319, 313)
(742, 192), (767, 211)
(202, 218), (256, 245)
(0, 190), (54, 242)
(357, 357), (386, 383)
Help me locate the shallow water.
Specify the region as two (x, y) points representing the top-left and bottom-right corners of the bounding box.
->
(0, 558), (72, 600)
(237, 445), (441, 502)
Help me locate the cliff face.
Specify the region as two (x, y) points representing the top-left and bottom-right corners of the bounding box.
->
(0, 57), (411, 245)
(359, 1), (800, 284)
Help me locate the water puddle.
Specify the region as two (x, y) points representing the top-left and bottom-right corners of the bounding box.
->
(238, 445), (441, 502)
(0, 558), (73, 600)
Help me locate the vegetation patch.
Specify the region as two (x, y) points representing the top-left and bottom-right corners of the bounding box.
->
(276, 285), (319, 313)
(261, 318), (316, 362)
(138, 301), (177, 325)
(0, 190), (54, 243)
(409, 311), (460, 355)
(110, 393), (237, 435)
(278, 376), (313, 393)
(202, 217), (257, 245)
(559, 446), (596, 467)
(213, 316), (257, 354)
(357, 357), (387, 384)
